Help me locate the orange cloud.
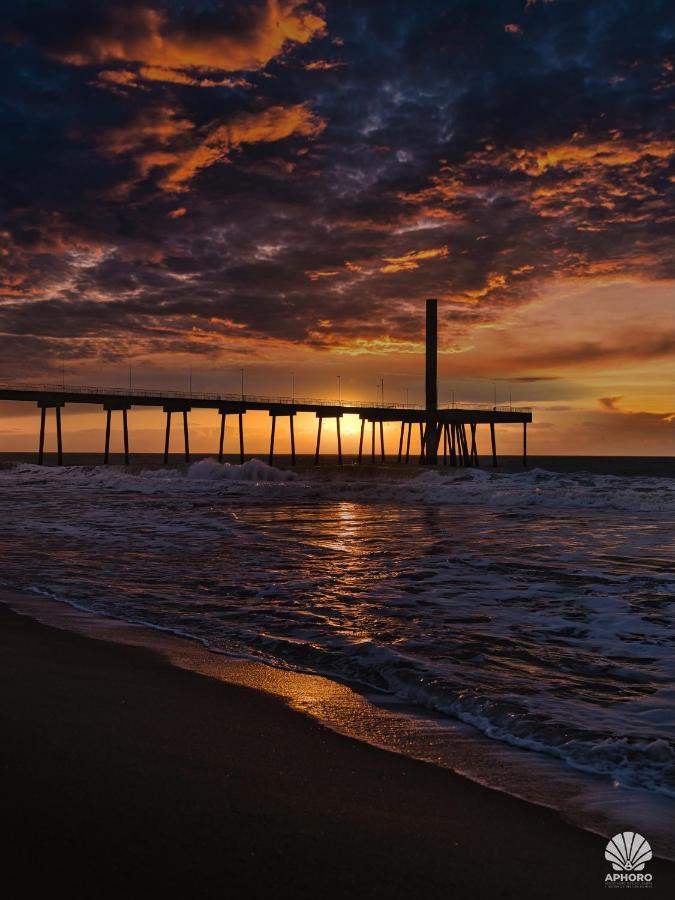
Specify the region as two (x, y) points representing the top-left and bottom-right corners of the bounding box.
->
(52, 1), (325, 84)
(159, 103), (325, 190)
(380, 246), (449, 273)
(306, 269), (341, 280)
(100, 102), (325, 192)
(138, 66), (252, 88)
(506, 136), (675, 176)
(598, 396), (623, 410)
(304, 59), (345, 71)
(398, 132), (675, 284)
(98, 69), (141, 86)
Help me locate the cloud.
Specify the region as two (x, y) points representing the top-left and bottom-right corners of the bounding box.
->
(99, 101), (325, 192)
(22, 1), (326, 84)
(380, 246), (449, 273)
(598, 396), (623, 410)
(0, 0), (674, 379)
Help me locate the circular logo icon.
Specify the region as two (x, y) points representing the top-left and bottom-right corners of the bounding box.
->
(605, 832), (652, 872)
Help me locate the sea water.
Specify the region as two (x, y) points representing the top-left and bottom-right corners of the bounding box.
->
(1, 459), (673, 846)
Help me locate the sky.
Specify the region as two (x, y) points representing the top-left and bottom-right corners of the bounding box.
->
(0, 0), (673, 456)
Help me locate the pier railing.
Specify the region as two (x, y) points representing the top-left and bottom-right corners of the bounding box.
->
(0, 382), (532, 413)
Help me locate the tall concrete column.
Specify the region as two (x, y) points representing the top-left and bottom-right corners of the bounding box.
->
(425, 298), (438, 464)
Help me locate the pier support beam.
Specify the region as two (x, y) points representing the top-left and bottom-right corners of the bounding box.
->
(358, 418), (365, 464)
(314, 416), (323, 465)
(314, 412), (342, 465)
(38, 407), (46, 465)
(490, 422), (497, 467)
(470, 423), (477, 466)
(269, 414), (276, 465)
(238, 412), (245, 464)
(290, 415), (296, 466)
(523, 422), (527, 467)
(103, 404), (131, 464)
(163, 404), (191, 464)
(37, 401), (65, 465)
(182, 411), (190, 463)
(164, 411), (172, 464)
(123, 409), (129, 465)
(218, 413), (226, 463)
(405, 422), (412, 464)
(104, 410), (111, 464)
(418, 422), (426, 464)
(267, 409), (298, 466)
(397, 422), (404, 463)
(379, 420), (385, 463)
(371, 420), (375, 463)
(55, 407), (63, 465)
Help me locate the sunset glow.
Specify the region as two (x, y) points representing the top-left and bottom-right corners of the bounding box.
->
(0, 0), (673, 454)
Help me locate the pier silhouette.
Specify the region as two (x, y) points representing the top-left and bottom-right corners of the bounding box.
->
(0, 300), (532, 466)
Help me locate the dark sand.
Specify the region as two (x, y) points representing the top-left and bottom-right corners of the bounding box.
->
(1, 603), (673, 899)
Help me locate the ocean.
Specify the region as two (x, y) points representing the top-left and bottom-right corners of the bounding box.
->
(1, 455), (673, 852)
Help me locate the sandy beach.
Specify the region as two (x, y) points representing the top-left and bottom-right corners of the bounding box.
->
(2, 601), (673, 899)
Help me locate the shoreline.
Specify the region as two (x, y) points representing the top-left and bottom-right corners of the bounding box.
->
(2, 590), (674, 897)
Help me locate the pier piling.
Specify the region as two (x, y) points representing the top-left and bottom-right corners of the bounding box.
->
(122, 409), (129, 465)
(218, 413), (226, 462)
(55, 407), (62, 465)
(182, 411), (190, 463)
(269, 414), (277, 465)
(37, 401), (65, 465)
(163, 411), (172, 464)
(314, 416), (323, 465)
(104, 410), (111, 464)
(38, 407), (46, 465)
(103, 404), (131, 464)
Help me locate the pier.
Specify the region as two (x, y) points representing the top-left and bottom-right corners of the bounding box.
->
(0, 300), (532, 466)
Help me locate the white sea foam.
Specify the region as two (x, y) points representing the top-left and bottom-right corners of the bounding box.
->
(186, 457), (296, 482)
(3, 461), (674, 512)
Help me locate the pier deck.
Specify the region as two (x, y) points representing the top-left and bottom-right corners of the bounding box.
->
(0, 382), (531, 468)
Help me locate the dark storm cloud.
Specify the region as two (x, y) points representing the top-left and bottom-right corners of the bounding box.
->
(0, 0), (674, 371)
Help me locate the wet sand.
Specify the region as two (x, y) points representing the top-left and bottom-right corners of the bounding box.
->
(2, 602), (673, 899)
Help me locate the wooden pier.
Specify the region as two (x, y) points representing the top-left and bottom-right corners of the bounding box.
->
(0, 301), (532, 467)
